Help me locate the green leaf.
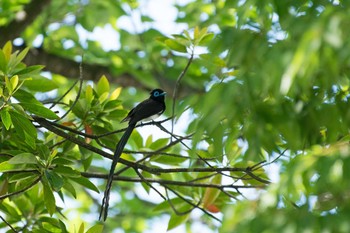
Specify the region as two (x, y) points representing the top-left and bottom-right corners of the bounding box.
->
(10, 75), (19, 91)
(5, 75), (13, 94)
(54, 166), (80, 178)
(141, 15), (154, 22)
(8, 47), (29, 70)
(145, 134), (153, 148)
(62, 180), (77, 198)
(141, 171), (152, 193)
(9, 110), (37, 138)
(40, 217), (63, 233)
(22, 76), (58, 92)
(0, 49), (7, 73)
(85, 85), (94, 103)
(13, 89), (41, 105)
(167, 213), (190, 231)
(86, 224), (104, 233)
(165, 39), (188, 53)
(45, 170), (64, 191)
(8, 153), (38, 165)
(3, 41), (12, 61)
(149, 138), (169, 150)
(0, 161), (18, 172)
(15, 47), (29, 65)
(14, 65), (44, 78)
(70, 176), (99, 193)
(14, 174), (39, 191)
(96, 75), (110, 96)
(42, 176), (56, 216)
(1, 108), (12, 130)
(131, 130), (143, 149)
(194, 26), (201, 41)
(78, 222), (84, 233)
(8, 173), (38, 183)
(19, 102), (59, 120)
(72, 99), (89, 119)
(198, 33), (215, 46)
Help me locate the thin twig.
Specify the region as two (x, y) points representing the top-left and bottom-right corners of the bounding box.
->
(164, 187), (196, 216)
(165, 185), (221, 222)
(55, 56), (84, 121)
(0, 214), (18, 233)
(0, 176), (41, 200)
(81, 173), (264, 189)
(134, 169), (166, 200)
(171, 52), (194, 139)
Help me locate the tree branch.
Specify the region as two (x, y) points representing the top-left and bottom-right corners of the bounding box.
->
(0, 176), (41, 200)
(81, 172), (266, 189)
(0, 0), (51, 45)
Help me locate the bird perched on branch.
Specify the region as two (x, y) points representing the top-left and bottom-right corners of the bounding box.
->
(99, 88), (166, 221)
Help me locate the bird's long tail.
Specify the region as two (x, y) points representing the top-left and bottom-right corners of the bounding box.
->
(99, 123), (136, 221)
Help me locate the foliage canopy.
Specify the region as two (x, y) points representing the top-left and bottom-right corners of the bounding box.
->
(1, 0), (350, 232)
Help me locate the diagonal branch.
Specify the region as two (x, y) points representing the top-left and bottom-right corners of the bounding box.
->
(0, 176), (41, 200)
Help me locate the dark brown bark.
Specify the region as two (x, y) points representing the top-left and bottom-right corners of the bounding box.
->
(23, 46), (144, 88)
(0, 0), (51, 45)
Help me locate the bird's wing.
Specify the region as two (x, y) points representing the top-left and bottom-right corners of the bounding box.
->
(127, 98), (165, 124)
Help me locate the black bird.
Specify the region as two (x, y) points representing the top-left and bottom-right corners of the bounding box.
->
(99, 88), (166, 221)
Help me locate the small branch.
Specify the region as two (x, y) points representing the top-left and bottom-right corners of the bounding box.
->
(0, 177), (41, 200)
(81, 172), (265, 189)
(0, 214), (18, 233)
(49, 79), (78, 109)
(165, 185), (221, 222)
(171, 52), (195, 138)
(56, 58), (84, 121)
(164, 187), (196, 216)
(134, 169), (166, 200)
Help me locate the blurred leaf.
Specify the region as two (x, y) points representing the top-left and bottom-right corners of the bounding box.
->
(96, 75), (110, 96)
(198, 33), (214, 45)
(13, 88), (42, 104)
(202, 174), (222, 210)
(45, 170), (64, 192)
(62, 180), (77, 198)
(42, 176), (56, 216)
(110, 87), (122, 100)
(0, 107), (12, 130)
(8, 153), (37, 165)
(9, 110), (32, 133)
(78, 222), (84, 233)
(167, 213), (190, 231)
(86, 224), (104, 233)
(69, 176), (99, 193)
(0, 47), (7, 72)
(165, 39), (188, 53)
(19, 102), (59, 120)
(22, 76), (58, 92)
(3, 41), (12, 60)
(149, 138), (169, 150)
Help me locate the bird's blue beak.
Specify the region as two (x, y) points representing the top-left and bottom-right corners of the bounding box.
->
(160, 92), (166, 96)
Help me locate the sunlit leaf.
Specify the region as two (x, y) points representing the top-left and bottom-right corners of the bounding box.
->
(96, 75), (110, 96)
(0, 107), (12, 130)
(8, 153), (38, 165)
(86, 224), (104, 233)
(167, 213), (190, 231)
(42, 176), (56, 216)
(69, 176), (99, 193)
(19, 102), (59, 120)
(165, 39), (187, 53)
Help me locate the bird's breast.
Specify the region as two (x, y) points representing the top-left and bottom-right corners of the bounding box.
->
(141, 112), (162, 122)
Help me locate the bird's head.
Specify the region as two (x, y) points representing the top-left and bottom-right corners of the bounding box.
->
(150, 89), (166, 101)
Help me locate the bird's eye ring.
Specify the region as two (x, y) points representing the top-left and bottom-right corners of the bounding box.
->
(154, 91), (159, 97)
